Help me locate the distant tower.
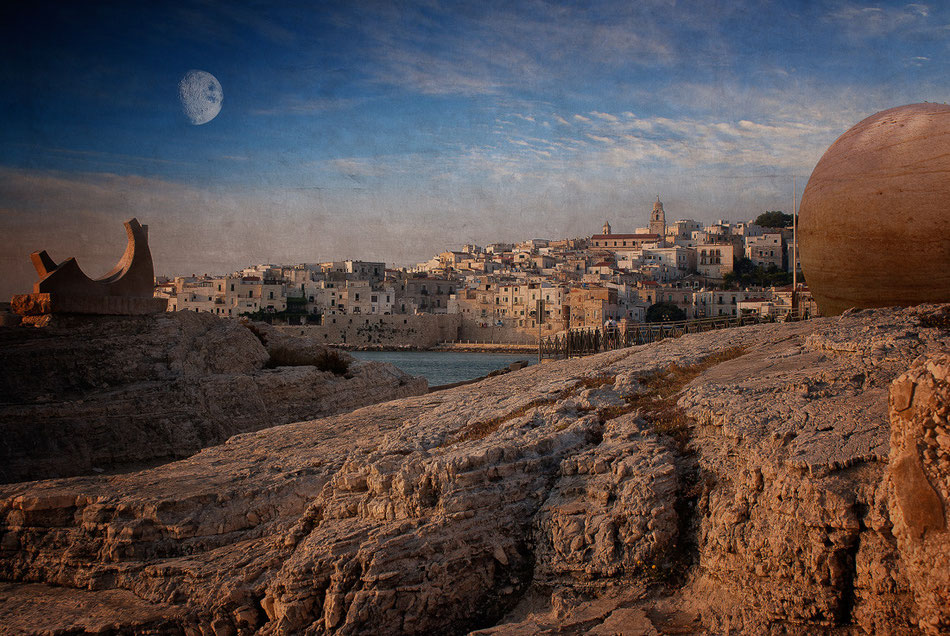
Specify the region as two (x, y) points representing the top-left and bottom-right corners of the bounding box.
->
(602, 220), (612, 235)
(650, 196), (666, 240)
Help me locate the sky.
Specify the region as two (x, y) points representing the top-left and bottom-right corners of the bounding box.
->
(2, 0), (950, 298)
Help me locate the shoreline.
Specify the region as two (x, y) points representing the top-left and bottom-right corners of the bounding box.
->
(430, 342), (537, 353)
(338, 342), (539, 354)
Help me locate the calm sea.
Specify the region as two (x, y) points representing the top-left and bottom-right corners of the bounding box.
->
(351, 350), (534, 386)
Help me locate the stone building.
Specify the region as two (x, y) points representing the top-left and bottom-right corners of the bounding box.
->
(696, 243), (735, 279)
(567, 285), (619, 328)
(589, 233), (662, 251)
(390, 273), (458, 314)
(746, 233), (786, 270)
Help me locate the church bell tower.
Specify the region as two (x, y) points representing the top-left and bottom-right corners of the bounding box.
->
(650, 196), (666, 243)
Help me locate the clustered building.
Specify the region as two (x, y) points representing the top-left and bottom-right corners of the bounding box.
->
(157, 198), (812, 336)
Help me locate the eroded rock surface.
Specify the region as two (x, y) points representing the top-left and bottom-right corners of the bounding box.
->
(0, 305), (948, 635)
(0, 312), (426, 483)
(886, 352), (950, 635)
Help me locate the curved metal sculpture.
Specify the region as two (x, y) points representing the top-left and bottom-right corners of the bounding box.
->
(12, 218), (167, 318)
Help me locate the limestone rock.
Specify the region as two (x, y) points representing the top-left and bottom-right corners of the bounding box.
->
(887, 353), (950, 635)
(533, 414), (680, 582)
(0, 305), (947, 635)
(0, 312), (426, 483)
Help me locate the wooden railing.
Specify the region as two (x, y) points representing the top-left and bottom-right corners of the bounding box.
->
(539, 310), (812, 359)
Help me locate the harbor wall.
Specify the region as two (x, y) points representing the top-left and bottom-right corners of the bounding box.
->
(275, 313), (461, 348)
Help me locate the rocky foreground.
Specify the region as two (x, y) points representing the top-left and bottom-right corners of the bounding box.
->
(0, 312), (427, 483)
(1, 305), (949, 635)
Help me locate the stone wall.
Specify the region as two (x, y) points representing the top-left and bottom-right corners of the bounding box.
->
(275, 313), (461, 348)
(458, 318), (539, 344)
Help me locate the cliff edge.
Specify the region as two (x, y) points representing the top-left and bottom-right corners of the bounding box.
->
(0, 305), (948, 635)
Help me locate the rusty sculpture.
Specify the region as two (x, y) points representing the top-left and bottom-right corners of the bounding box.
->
(11, 218), (167, 319)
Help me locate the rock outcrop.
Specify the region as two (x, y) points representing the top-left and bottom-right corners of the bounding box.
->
(0, 312), (427, 483)
(0, 305), (948, 635)
(886, 352), (950, 634)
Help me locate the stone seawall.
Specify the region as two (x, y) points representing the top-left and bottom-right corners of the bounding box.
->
(458, 318), (539, 345)
(276, 313), (461, 349)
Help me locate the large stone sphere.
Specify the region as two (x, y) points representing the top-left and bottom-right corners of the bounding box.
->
(798, 103), (950, 315)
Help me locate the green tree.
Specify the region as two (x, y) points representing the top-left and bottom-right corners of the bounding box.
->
(754, 211), (793, 228)
(646, 302), (687, 322)
(723, 258), (792, 288)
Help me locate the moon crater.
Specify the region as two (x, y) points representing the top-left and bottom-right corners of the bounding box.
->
(178, 70), (222, 126)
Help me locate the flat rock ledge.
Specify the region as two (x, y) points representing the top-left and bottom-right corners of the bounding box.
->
(0, 305), (948, 635)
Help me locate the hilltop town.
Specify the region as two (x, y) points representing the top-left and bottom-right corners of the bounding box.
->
(158, 199), (816, 344)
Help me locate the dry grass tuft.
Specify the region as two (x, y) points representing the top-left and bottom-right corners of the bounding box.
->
(600, 347), (747, 450)
(576, 374), (616, 390)
(919, 312), (950, 329)
(443, 348), (746, 449)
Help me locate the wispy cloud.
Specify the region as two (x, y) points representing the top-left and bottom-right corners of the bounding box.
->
(41, 147), (191, 167)
(252, 96), (360, 115)
(825, 2), (932, 38)
(591, 111), (618, 122)
(340, 2), (685, 97)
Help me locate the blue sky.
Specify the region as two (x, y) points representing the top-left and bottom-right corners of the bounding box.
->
(2, 0), (949, 296)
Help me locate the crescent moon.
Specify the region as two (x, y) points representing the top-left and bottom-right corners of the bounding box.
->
(178, 70), (223, 126)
